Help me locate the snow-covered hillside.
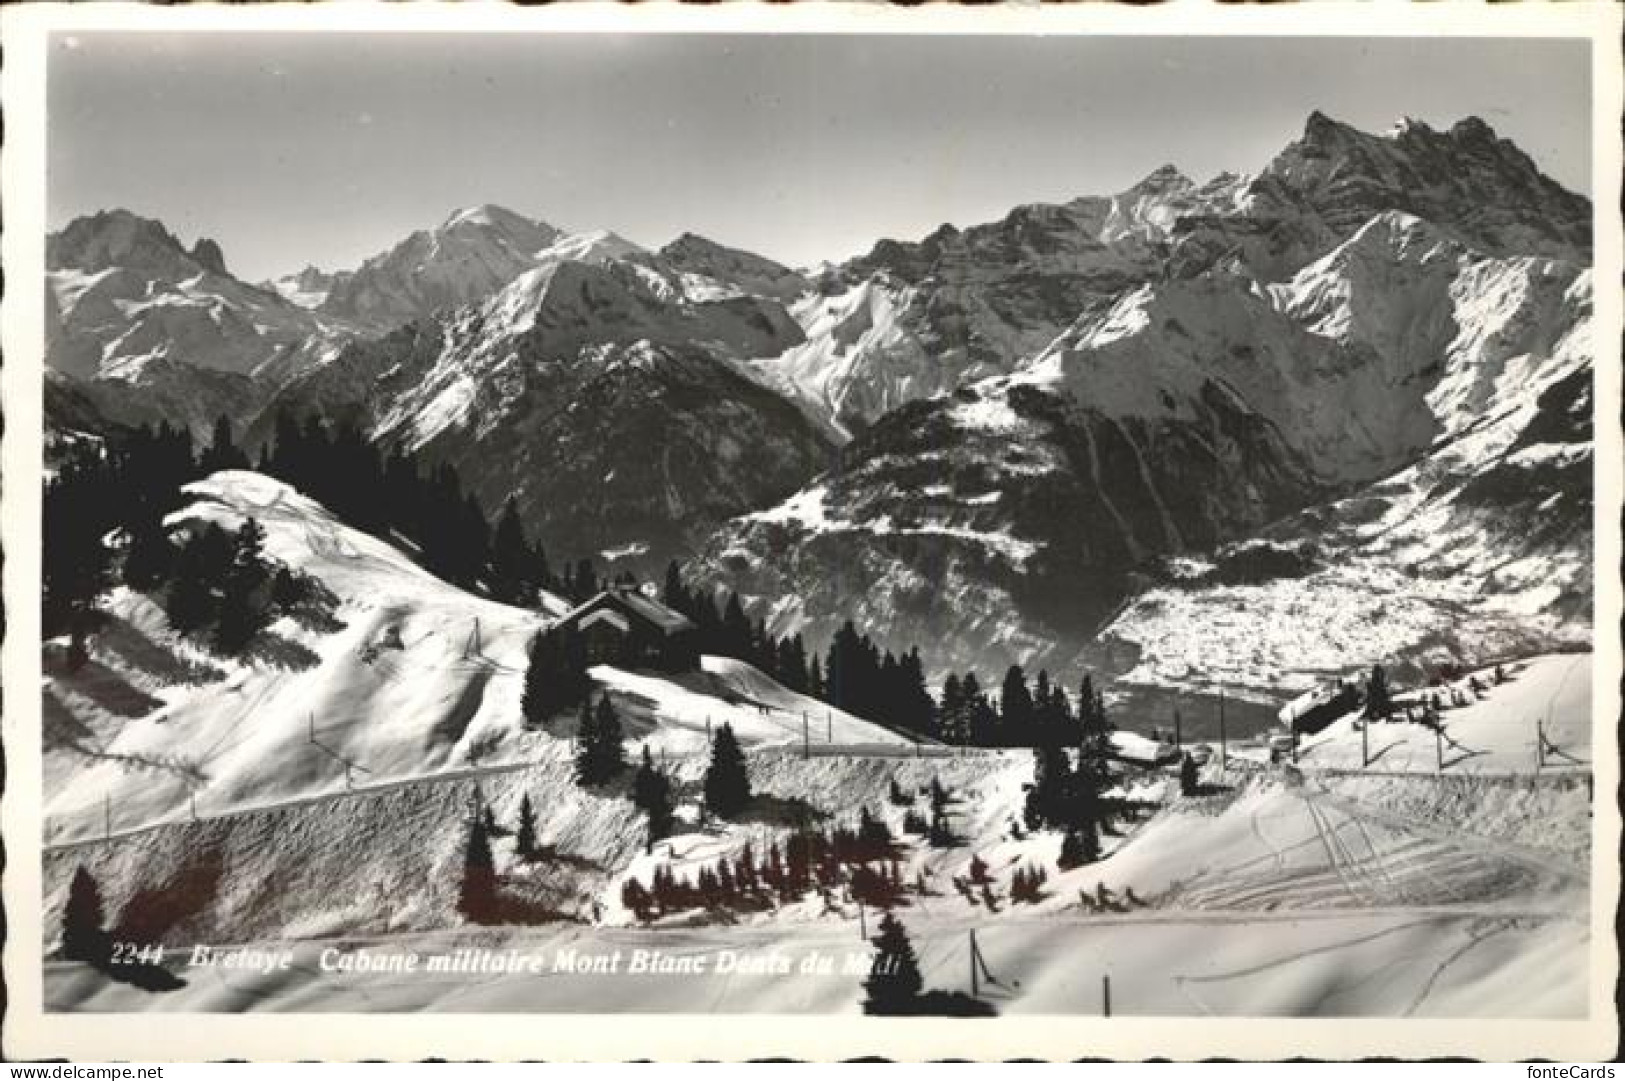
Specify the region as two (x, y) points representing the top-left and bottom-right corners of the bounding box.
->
(44, 648), (1591, 1017)
(43, 472), (904, 846)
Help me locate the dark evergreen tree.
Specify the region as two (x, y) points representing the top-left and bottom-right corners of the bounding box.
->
(858, 910), (923, 1014)
(213, 517), (273, 654)
(198, 414), (249, 474)
(121, 503), (175, 592)
(575, 695), (626, 785)
(458, 811), (498, 922)
(515, 793), (539, 861)
(1057, 820), (1101, 870)
(1180, 753), (1200, 797)
(1364, 664), (1393, 720)
(61, 864), (108, 963)
(939, 673), (966, 745)
(999, 665), (1034, 746)
(1023, 743), (1072, 830)
(703, 722), (752, 819)
(522, 628), (590, 726)
(632, 746), (675, 850)
(489, 496), (535, 605)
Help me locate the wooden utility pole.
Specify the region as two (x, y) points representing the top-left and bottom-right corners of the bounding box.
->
(1173, 706), (1182, 750)
(1435, 724), (1444, 773)
(803, 712), (810, 759)
(1361, 714), (1369, 768)
(1536, 718), (1546, 770)
(1102, 974), (1113, 1018)
(970, 929), (979, 998)
(858, 900), (867, 941)
(1218, 690), (1228, 770)
(827, 711), (833, 744)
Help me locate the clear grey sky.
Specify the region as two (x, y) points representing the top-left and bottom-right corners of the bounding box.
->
(47, 33), (1592, 282)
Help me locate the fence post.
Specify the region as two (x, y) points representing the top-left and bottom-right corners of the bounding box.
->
(1102, 974), (1112, 1018)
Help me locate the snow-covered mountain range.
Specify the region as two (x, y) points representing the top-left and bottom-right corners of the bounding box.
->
(44, 110), (1596, 692)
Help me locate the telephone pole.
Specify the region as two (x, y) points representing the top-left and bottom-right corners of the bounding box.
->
(1173, 706), (1182, 751)
(970, 929), (979, 998)
(1218, 690), (1228, 770)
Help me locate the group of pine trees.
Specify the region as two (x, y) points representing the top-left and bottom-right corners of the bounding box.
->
(44, 421), (325, 661)
(570, 691), (752, 843)
(574, 695), (628, 786)
(618, 809), (906, 922)
(43, 410), (630, 669)
(258, 410), (561, 602)
(1022, 673), (1118, 869)
(457, 793), (553, 924)
(45, 424), (197, 663)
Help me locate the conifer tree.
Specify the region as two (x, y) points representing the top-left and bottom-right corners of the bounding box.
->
(458, 811), (498, 922)
(1180, 753), (1200, 798)
(703, 722), (752, 819)
(61, 864), (108, 963)
(214, 518), (273, 654)
(575, 695), (626, 785)
(198, 414), (249, 474)
(1364, 664), (1393, 720)
(489, 496), (533, 605)
(1057, 820), (1101, 870)
(515, 793), (539, 861)
(1000, 665), (1034, 746)
(632, 747), (674, 849)
(122, 515), (175, 592)
(862, 912), (924, 1015)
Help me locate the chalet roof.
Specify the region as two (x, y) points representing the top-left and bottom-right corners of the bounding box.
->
(558, 588), (697, 636)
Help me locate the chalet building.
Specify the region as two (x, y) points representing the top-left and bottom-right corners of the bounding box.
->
(554, 588), (700, 673)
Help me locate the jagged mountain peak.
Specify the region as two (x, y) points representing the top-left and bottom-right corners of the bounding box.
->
(657, 231), (810, 301)
(48, 208), (203, 279)
(1131, 163), (1195, 192)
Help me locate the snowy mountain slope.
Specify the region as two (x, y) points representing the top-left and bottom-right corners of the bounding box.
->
(591, 656), (913, 752)
(698, 368), (1321, 678)
(1104, 261), (1593, 699)
(1290, 654), (1592, 775)
(652, 232), (811, 302)
(43, 673), (1591, 1016)
(47, 210), (354, 385)
(315, 205), (568, 332)
(761, 113), (1591, 436)
(44, 471), (904, 851)
(706, 186), (1594, 691)
(254, 253), (833, 569)
(263, 265), (347, 310)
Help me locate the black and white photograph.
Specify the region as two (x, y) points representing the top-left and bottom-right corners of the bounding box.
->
(3, 2), (1620, 1062)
